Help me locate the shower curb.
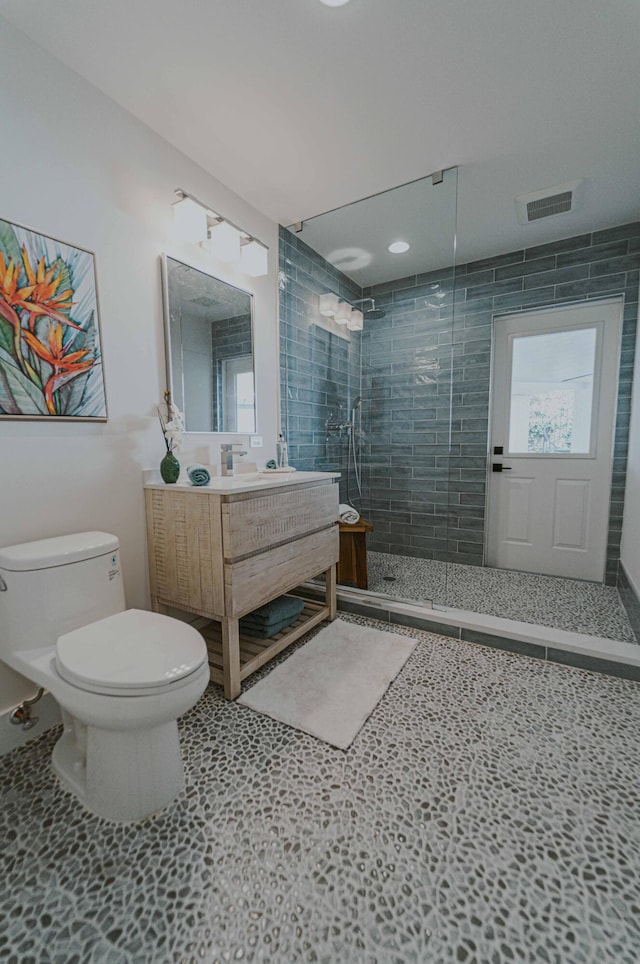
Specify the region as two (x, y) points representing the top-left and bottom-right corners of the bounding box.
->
(298, 583), (640, 683)
(618, 562), (640, 642)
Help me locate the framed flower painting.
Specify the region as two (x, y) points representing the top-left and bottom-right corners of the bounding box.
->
(0, 217), (107, 420)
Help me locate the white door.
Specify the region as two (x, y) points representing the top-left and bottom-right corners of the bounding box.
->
(486, 299), (622, 581)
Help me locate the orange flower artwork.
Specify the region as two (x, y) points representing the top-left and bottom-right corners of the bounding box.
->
(0, 217), (107, 419)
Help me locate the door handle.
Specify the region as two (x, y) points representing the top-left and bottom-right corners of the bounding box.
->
(492, 463), (512, 472)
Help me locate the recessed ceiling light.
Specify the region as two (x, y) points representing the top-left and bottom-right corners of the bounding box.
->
(388, 240), (410, 254)
(318, 0), (351, 6)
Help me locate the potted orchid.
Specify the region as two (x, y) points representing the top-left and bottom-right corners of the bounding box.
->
(158, 391), (185, 483)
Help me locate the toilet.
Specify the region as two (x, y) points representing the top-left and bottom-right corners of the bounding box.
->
(0, 531), (210, 822)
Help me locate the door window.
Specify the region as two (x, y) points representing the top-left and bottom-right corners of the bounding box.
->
(508, 326), (597, 455)
(222, 355), (255, 433)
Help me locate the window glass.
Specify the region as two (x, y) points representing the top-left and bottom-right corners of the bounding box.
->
(508, 327), (597, 454)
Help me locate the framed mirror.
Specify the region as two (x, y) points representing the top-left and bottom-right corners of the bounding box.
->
(161, 254), (256, 433)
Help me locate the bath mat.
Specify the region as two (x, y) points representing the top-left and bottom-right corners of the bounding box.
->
(237, 619), (417, 749)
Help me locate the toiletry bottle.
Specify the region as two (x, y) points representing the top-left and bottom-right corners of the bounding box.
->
(276, 433), (288, 468)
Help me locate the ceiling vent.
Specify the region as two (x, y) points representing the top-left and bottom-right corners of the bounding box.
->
(515, 179), (584, 225)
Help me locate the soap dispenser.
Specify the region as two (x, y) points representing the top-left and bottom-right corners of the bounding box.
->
(276, 433), (288, 468)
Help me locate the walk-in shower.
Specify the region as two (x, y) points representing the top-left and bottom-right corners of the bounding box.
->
(278, 171), (640, 654)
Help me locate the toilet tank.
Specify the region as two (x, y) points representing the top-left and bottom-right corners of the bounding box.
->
(0, 532), (126, 658)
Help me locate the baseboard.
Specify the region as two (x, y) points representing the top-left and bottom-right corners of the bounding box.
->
(0, 692), (61, 756)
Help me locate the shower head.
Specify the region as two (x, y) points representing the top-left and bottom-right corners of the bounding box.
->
(354, 297), (386, 320)
(367, 305), (386, 320)
(351, 395), (362, 413)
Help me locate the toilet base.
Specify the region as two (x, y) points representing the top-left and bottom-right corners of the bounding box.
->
(52, 711), (184, 822)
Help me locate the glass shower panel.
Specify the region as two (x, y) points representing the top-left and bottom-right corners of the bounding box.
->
(278, 226), (363, 488)
(437, 209), (490, 612)
(279, 169), (459, 603)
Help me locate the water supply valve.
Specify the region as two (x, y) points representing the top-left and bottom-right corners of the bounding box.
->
(10, 688), (45, 730)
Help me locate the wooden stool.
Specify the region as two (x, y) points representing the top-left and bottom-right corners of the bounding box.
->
(338, 519), (374, 589)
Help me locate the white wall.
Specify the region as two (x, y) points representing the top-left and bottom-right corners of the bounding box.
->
(0, 22), (279, 713)
(620, 304), (640, 595)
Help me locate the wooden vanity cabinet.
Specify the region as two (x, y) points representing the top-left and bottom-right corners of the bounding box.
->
(144, 475), (339, 699)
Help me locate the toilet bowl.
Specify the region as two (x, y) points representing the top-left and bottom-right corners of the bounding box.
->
(0, 532), (210, 822)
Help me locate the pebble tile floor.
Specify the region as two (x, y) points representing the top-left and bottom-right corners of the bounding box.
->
(367, 553), (637, 643)
(2, 614), (640, 963)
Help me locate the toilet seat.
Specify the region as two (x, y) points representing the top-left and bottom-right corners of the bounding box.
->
(56, 609), (207, 697)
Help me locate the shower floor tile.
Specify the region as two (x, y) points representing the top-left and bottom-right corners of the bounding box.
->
(367, 551), (637, 643)
(2, 615), (640, 962)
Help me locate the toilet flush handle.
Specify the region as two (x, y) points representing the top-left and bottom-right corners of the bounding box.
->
(0, 575), (7, 591)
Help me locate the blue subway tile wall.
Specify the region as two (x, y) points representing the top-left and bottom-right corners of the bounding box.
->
(279, 226), (362, 502)
(359, 293), (456, 559)
(362, 222), (639, 578)
(280, 222), (640, 581)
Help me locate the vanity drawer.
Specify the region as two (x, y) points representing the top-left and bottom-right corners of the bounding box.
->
(221, 482), (338, 561)
(224, 525), (339, 617)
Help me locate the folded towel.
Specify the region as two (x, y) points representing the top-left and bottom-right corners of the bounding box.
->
(339, 503), (360, 525)
(241, 595), (305, 629)
(239, 613), (302, 639)
(187, 464), (211, 486)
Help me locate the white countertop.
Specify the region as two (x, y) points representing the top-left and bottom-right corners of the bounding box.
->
(143, 469), (340, 495)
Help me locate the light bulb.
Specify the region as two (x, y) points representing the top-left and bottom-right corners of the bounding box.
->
(207, 221), (242, 263)
(172, 196), (208, 243)
(241, 240), (269, 277)
(319, 293), (339, 317)
(335, 302), (352, 325)
(347, 309), (363, 331)
(388, 240), (410, 254)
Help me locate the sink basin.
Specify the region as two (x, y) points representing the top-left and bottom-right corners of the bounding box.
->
(144, 469), (337, 495)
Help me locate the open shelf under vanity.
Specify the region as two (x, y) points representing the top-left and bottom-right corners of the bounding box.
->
(196, 597), (328, 688)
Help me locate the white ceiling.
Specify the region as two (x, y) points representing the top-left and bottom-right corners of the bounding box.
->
(294, 171), (459, 285)
(2, 0), (639, 265)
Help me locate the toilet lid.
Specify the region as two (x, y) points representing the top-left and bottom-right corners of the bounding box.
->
(56, 609), (207, 692)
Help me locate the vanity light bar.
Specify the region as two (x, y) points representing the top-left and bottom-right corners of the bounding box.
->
(172, 189), (269, 277)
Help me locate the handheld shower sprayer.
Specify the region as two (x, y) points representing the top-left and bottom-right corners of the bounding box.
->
(347, 395), (364, 506)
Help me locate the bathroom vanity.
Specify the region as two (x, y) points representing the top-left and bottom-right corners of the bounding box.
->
(144, 472), (339, 699)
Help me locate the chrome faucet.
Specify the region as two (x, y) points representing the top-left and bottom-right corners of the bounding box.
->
(220, 442), (247, 477)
